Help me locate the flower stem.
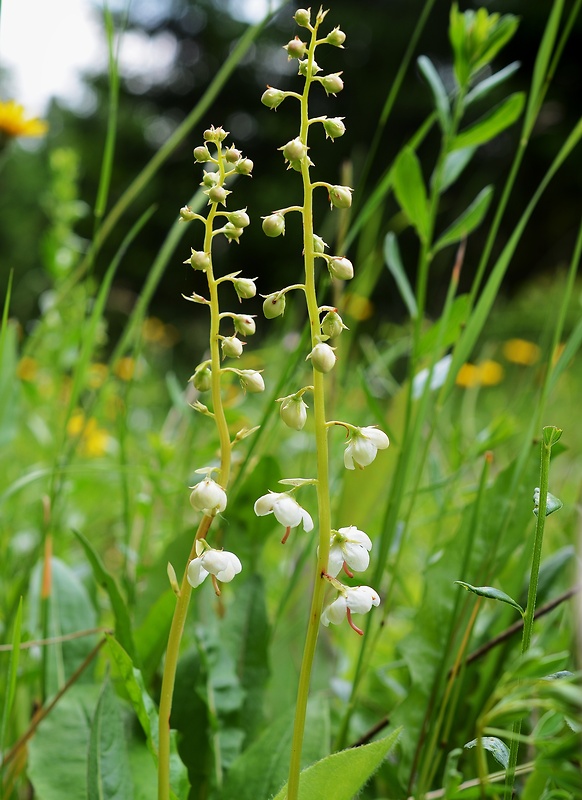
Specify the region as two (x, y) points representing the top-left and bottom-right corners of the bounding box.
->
(286, 16), (332, 800)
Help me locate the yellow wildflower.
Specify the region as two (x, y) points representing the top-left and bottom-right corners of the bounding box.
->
(114, 356), (136, 381)
(88, 363), (109, 389)
(66, 411), (110, 457)
(17, 356), (38, 382)
(344, 293), (374, 321)
(142, 317), (180, 348)
(0, 100), (48, 141)
(502, 338), (541, 366)
(456, 360), (504, 388)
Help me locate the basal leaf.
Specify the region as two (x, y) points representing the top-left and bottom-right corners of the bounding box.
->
(384, 232), (418, 318)
(393, 147), (430, 241)
(434, 186), (494, 252)
(88, 678), (134, 800)
(452, 93), (525, 150)
(271, 729), (401, 800)
(454, 581), (524, 615)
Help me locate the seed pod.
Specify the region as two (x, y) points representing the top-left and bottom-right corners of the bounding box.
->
(329, 185), (353, 209)
(294, 8), (311, 26)
(192, 365), (212, 392)
(225, 145), (241, 163)
(187, 249), (211, 271)
(321, 73), (344, 95)
(261, 87), (286, 109)
(203, 125), (228, 142)
(235, 158), (254, 175)
(323, 117), (346, 140)
(193, 145), (211, 162)
(281, 137), (308, 163)
(227, 209), (250, 228)
(263, 293), (286, 319)
(262, 213), (285, 237)
(233, 315), (257, 336)
(284, 37), (307, 59)
(326, 26), (346, 47)
(233, 277), (257, 301)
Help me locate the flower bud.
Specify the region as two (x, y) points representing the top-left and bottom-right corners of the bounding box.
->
(186, 249), (211, 271)
(322, 310), (348, 338)
(235, 157), (254, 175)
(323, 117), (346, 140)
(278, 394), (308, 431)
(227, 209), (250, 228)
(221, 336), (244, 359)
(193, 145), (211, 162)
(233, 277), (257, 301)
(189, 478), (227, 515)
(207, 185), (229, 205)
(239, 370), (265, 393)
(179, 205), (197, 221)
(329, 185), (353, 209)
(281, 137), (308, 163)
(313, 234), (328, 254)
(202, 171), (219, 187)
(298, 58), (321, 77)
(261, 87), (286, 110)
(321, 73), (344, 95)
(233, 314), (256, 336)
(192, 365), (211, 392)
(308, 342), (336, 373)
(325, 26), (346, 47)
(263, 292), (286, 319)
(294, 8), (311, 26)
(328, 256), (354, 280)
(223, 222), (243, 242)
(203, 125), (228, 143)
(224, 144), (241, 163)
(262, 213), (285, 237)
(284, 37), (307, 59)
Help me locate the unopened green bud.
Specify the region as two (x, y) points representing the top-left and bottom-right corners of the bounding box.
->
(233, 277), (257, 301)
(298, 58), (321, 77)
(225, 145), (241, 163)
(278, 394), (308, 430)
(227, 209), (250, 228)
(261, 86), (286, 110)
(186, 249), (211, 271)
(179, 205), (197, 221)
(193, 145), (211, 162)
(203, 125), (228, 143)
(202, 171), (219, 187)
(308, 342), (336, 373)
(239, 370), (265, 393)
(325, 26), (346, 47)
(284, 37), (307, 59)
(323, 117), (346, 140)
(263, 292), (286, 319)
(207, 185), (229, 205)
(321, 72), (344, 95)
(313, 234), (328, 254)
(235, 158), (254, 175)
(221, 336), (244, 359)
(192, 365), (212, 392)
(223, 222), (243, 242)
(233, 314), (256, 336)
(328, 256), (354, 280)
(329, 184), (353, 209)
(262, 213), (285, 237)
(322, 310), (348, 338)
(281, 137), (308, 163)
(294, 8), (311, 27)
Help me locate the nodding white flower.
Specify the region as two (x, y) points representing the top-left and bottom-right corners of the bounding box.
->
(254, 491), (314, 540)
(189, 478), (227, 516)
(344, 426), (389, 470)
(187, 547), (242, 589)
(321, 585), (380, 635)
(327, 526), (372, 578)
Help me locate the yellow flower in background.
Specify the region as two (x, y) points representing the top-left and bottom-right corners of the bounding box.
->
(88, 362), (109, 389)
(17, 356), (38, 382)
(456, 360), (504, 388)
(502, 338), (541, 366)
(142, 316), (180, 348)
(0, 99), (48, 140)
(115, 356), (136, 381)
(66, 411), (110, 457)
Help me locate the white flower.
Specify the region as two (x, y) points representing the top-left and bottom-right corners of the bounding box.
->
(254, 491), (314, 532)
(187, 547), (242, 588)
(189, 478), (227, 515)
(239, 369), (265, 393)
(344, 426), (389, 470)
(327, 526), (372, 577)
(321, 585), (380, 634)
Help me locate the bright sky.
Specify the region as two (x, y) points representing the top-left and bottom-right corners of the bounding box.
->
(0, 0), (273, 118)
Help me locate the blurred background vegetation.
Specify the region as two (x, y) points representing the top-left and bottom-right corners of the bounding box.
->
(1, 0), (581, 369)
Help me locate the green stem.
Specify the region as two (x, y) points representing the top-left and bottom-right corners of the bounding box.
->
(286, 17), (332, 800)
(503, 426), (561, 800)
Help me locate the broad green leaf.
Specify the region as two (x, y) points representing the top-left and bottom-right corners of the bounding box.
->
(28, 685), (100, 800)
(74, 529), (136, 660)
(88, 678), (134, 799)
(417, 55), (450, 134)
(384, 232), (418, 318)
(465, 61), (521, 108)
(454, 581), (524, 615)
(0, 597), (22, 756)
(464, 736), (509, 769)
(452, 93), (525, 150)
(434, 186), (494, 252)
(393, 147), (430, 241)
(438, 146), (477, 193)
(223, 696), (330, 800)
(271, 729), (401, 800)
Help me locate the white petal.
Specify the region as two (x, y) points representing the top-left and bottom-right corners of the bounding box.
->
(321, 595), (347, 626)
(346, 585), (380, 614)
(300, 507), (314, 531)
(338, 526), (372, 550)
(272, 495), (303, 528)
(342, 543), (370, 572)
(327, 545), (344, 577)
(254, 492), (278, 516)
(343, 443), (355, 470)
(203, 550), (242, 583)
(187, 557), (209, 588)
(362, 427), (389, 449)
(351, 437), (378, 467)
